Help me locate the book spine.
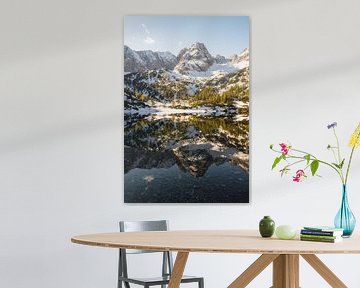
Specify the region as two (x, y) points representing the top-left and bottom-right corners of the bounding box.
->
(300, 237), (337, 243)
(301, 230), (336, 236)
(300, 234), (337, 240)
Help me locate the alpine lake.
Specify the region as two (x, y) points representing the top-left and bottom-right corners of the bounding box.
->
(124, 106), (249, 203)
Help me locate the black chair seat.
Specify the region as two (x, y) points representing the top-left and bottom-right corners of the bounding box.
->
(119, 275), (203, 286)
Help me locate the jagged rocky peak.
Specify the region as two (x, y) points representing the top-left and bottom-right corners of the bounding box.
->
(124, 45), (146, 72)
(174, 146), (213, 178)
(174, 42), (214, 74)
(124, 45), (177, 73)
(231, 48), (250, 66)
(124, 147), (176, 173)
(177, 47), (188, 62)
(214, 54), (228, 64)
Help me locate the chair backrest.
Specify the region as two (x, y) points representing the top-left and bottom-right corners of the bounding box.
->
(118, 220), (173, 284)
(120, 220), (168, 232)
(119, 220), (169, 254)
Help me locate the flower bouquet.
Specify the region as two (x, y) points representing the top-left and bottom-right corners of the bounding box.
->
(270, 122), (360, 237)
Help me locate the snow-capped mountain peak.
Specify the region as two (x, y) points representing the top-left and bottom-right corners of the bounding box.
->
(214, 54), (228, 64)
(174, 42), (214, 75)
(124, 46), (177, 73)
(124, 44), (249, 76)
(231, 48), (250, 69)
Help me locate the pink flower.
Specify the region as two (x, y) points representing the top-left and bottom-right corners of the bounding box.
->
(293, 170), (306, 182)
(279, 143), (289, 155)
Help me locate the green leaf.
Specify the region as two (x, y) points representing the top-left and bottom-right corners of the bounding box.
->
(280, 167), (290, 177)
(332, 159), (345, 169)
(339, 159), (345, 169)
(269, 144), (274, 149)
(271, 156), (282, 170)
(304, 154), (311, 164)
(310, 160), (319, 176)
(332, 162), (340, 169)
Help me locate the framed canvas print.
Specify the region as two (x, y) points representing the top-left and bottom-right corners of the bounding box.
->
(124, 16), (249, 203)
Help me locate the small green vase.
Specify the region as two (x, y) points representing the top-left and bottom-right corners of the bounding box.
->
(259, 216), (275, 238)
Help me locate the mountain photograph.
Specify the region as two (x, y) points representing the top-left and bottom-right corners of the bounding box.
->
(124, 16), (250, 203)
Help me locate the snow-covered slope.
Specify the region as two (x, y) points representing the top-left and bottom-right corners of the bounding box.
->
(174, 42), (214, 75)
(231, 48), (250, 69)
(124, 67), (249, 103)
(124, 43), (250, 111)
(124, 46), (177, 73)
(124, 43), (250, 76)
(214, 54), (228, 64)
(172, 43), (249, 77)
(175, 62), (239, 78)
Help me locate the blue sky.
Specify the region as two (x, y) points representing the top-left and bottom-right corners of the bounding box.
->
(124, 16), (249, 57)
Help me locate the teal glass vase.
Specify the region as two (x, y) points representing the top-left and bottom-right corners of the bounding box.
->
(334, 185), (356, 237)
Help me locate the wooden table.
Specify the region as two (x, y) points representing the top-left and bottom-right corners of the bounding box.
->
(71, 230), (360, 288)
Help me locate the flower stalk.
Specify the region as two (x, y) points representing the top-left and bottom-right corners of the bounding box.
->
(270, 122), (360, 184)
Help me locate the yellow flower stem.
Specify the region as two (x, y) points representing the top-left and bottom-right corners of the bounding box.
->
(345, 145), (356, 185)
(345, 129), (360, 185)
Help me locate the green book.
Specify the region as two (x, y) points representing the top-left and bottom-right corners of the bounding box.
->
(300, 236), (342, 243)
(301, 237), (342, 243)
(300, 234), (340, 240)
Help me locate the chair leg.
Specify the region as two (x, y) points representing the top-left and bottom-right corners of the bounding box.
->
(118, 278), (130, 288)
(198, 278), (204, 288)
(118, 250), (123, 288)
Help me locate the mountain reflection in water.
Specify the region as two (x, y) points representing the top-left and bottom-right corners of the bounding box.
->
(124, 113), (249, 203)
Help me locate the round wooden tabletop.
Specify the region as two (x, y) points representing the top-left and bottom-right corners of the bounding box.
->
(71, 230), (360, 254)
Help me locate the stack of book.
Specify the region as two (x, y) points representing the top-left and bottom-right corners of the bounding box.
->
(300, 226), (344, 243)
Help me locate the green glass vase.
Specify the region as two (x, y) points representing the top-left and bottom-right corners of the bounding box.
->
(259, 216), (275, 238)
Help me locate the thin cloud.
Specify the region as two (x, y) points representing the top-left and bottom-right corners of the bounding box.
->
(144, 36), (155, 44)
(141, 23), (150, 35)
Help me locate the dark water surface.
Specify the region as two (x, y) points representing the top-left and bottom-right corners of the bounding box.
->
(125, 161), (249, 203)
(124, 113), (249, 203)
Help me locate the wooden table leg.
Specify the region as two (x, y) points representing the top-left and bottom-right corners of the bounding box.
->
(228, 254), (279, 288)
(301, 254), (347, 288)
(272, 254), (299, 288)
(287, 255), (299, 288)
(168, 252), (189, 288)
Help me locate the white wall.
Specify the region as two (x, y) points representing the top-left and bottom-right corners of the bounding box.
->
(1, 0), (360, 287)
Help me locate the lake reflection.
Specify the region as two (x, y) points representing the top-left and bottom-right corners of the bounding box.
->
(124, 113), (249, 203)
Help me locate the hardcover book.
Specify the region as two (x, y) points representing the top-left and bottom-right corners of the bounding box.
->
(301, 229), (343, 237)
(303, 226), (344, 232)
(300, 236), (342, 243)
(300, 234), (341, 240)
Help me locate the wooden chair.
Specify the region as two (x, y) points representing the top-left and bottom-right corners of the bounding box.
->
(118, 220), (204, 288)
